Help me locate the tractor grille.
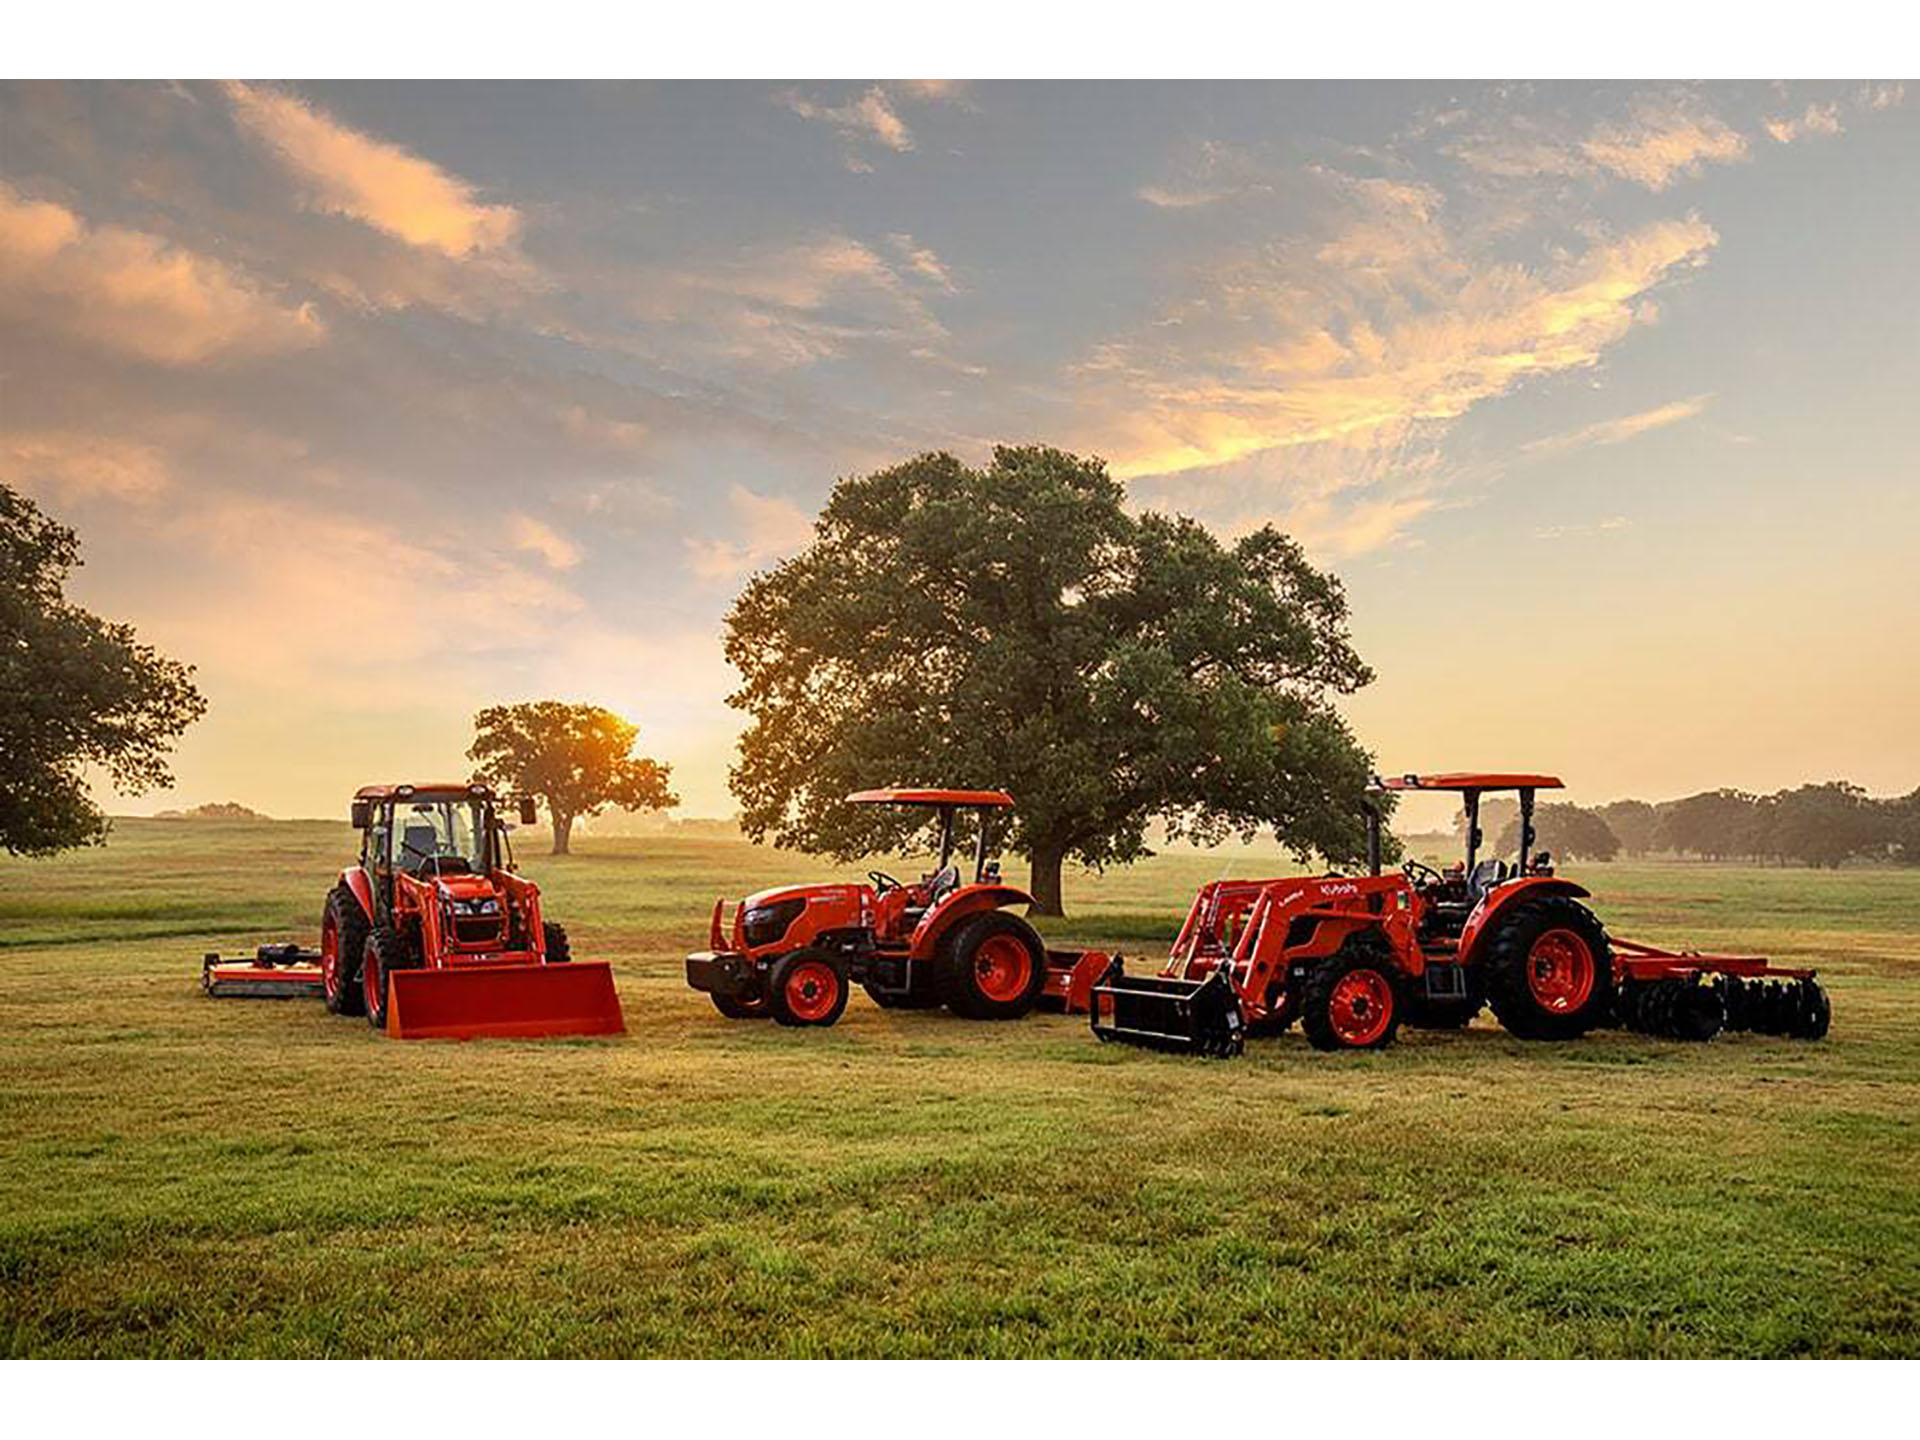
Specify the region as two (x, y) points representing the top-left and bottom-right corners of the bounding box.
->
(452, 915), (505, 946)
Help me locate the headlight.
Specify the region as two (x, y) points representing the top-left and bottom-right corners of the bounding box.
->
(742, 899), (805, 947)
(456, 897), (501, 916)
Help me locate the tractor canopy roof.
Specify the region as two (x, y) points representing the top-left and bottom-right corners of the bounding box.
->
(1371, 772), (1564, 793)
(846, 787), (1014, 809)
(355, 782), (497, 802)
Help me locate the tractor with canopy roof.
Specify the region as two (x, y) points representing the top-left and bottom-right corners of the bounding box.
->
(685, 787), (1065, 1026)
(1088, 771), (1831, 1055)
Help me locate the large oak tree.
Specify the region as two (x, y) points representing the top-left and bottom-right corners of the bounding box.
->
(724, 447), (1383, 915)
(468, 701), (677, 854)
(1, 484), (207, 856)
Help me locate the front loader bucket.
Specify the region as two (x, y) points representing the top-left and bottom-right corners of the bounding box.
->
(386, 962), (625, 1041)
(1089, 961), (1244, 1057)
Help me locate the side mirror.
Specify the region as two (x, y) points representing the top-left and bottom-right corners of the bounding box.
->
(518, 796), (538, 826)
(350, 800), (371, 830)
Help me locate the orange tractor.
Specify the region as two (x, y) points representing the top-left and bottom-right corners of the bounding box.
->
(686, 788), (1095, 1026)
(202, 782), (624, 1040)
(1089, 772), (1832, 1055)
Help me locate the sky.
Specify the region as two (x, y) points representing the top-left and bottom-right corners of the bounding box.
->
(3, 79), (1916, 833)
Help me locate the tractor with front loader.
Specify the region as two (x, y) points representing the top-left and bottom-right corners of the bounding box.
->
(686, 788), (1088, 1026)
(1088, 772), (1832, 1056)
(203, 781), (624, 1040)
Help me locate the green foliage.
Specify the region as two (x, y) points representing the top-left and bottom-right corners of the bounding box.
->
(1496, 802), (1621, 862)
(724, 447), (1382, 913)
(468, 701), (677, 855)
(0, 485), (206, 857)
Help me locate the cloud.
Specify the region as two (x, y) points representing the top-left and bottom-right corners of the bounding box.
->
(1074, 148), (1720, 556)
(684, 484), (815, 581)
(1765, 104), (1844, 144)
(1521, 396), (1710, 459)
(1580, 103), (1748, 190)
(886, 232), (957, 291)
(0, 429), (173, 503)
(623, 232), (952, 371)
(1136, 141), (1275, 210)
(0, 182), (324, 365)
(1441, 92), (1749, 193)
(222, 82), (520, 258)
(784, 85), (914, 155)
(507, 513), (582, 570)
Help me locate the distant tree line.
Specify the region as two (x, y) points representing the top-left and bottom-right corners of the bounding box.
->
(1461, 783), (1920, 868)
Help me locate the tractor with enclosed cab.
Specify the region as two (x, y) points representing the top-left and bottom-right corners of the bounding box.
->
(686, 788), (1093, 1026)
(202, 781), (623, 1040)
(1089, 772), (1831, 1055)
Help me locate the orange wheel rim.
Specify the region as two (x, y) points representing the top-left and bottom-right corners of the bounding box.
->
(974, 935), (1033, 1003)
(1527, 928), (1595, 1013)
(361, 941), (380, 1015)
(785, 960), (840, 1021)
(1329, 968), (1393, 1045)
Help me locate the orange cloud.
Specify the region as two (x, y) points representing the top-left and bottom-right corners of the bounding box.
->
(784, 85), (914, 154)
(1521, 396), (1710, 459)
(222, 82), (520, 258)
(0, 429), (173, 503)
(0, 183), (323, 365)
(507, 513), (582, 570)
(685, 485), (815, 581)
(1581, 105), (1748, 189)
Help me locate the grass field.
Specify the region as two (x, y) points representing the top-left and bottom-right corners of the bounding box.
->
(2, 819), (1916, 1357)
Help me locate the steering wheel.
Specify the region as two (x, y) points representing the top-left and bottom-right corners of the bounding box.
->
(1402, 858), (1443, 888)
(868, 870), (903, 894)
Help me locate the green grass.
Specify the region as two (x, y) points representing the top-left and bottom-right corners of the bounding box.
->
(2, 819), (1916, 1356)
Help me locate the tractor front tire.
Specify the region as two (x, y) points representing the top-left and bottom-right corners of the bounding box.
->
(321, 884), (370, 1017)
(942, 912), (1048, 1020)
(361, 926), (418, 1034)
(769, 950), (849, 1028)
(1484, 897), (1615, 1041)
(712, 990), (771, 1019)
(543, 921), (571, 963)
(1301, 936), (1403, 1052)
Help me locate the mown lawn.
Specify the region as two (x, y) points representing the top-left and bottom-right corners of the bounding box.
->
(1, 819), (1915, 1356)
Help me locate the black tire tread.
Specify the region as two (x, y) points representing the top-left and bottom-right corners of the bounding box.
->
(1300, 933), (1403, 1052)
(1483, 896), (1614, 1041)
(322, 883), (370, 1017)
(941, 911), (1048, 1020)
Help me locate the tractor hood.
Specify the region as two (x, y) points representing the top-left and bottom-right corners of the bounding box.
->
(430, 873), (505, 903)
(741, 882), (864, 911)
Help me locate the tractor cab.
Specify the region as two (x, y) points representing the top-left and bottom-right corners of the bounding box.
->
(1369, 772), (1563, 944)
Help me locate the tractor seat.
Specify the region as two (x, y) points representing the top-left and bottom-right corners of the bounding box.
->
(923, 864), (961, 905)
(1467, 858), (1510, 904)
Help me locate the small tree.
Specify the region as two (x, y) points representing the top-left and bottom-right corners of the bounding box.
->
(1496, 803), (1621, 862)
(725, 446), (1383, 916)
(1, 485), (206, 856)
(468, 701), (678, 855)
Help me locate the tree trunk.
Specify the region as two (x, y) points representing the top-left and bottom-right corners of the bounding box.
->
(1027, 842), (1067, 917)
(550, 812), (574, 856)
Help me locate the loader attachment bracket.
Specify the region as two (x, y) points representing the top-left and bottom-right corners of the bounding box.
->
(1089, 957), (1245, 1057)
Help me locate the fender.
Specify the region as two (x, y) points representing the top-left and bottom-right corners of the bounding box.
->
(909, 884), (1036, 960)
(1457, 877), (1592, 966)
(339, 865), (376, 922)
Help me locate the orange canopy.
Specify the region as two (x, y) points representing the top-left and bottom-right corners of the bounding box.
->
(846, 787), (1015, 808)
(1373, 773), (1564, 793)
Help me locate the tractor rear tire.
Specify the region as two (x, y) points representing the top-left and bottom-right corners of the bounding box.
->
(543, 921), (571, 963)
(321, 884), (370, 1017)
(361, 926), (418, 1033)
(942, 911), (1048, 1020)
(1484, 897), (1615, 1041)
(1301, 935), (1403, 1051)
(769, 950), (849, 1028)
